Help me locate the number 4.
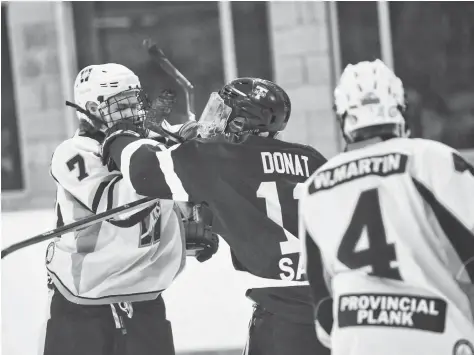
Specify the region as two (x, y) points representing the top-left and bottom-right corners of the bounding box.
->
(338, 188), (402, 280)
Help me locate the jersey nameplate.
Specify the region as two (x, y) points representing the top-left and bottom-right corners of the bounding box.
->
(338, 293), (447, 333)
(261, 152), (310, 178)
(309, 153), (408, 193)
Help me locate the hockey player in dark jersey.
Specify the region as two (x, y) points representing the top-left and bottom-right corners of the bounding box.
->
(102, 77), (330, 355)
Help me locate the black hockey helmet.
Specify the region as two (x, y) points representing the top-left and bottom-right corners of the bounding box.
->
(198, 78), (291, 138)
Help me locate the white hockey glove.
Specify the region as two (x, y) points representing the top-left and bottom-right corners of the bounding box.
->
(176, 120), (200, 140)
(157, 120), (201, 148)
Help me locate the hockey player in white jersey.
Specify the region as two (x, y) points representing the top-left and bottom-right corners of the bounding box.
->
(299, 59), (474, 355)
(42, 63), (217, 355)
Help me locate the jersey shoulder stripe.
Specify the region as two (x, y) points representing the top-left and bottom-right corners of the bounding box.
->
(412, 177), (474, 282)
(127, 143), (175, 199)
(51, 135), (123, 214)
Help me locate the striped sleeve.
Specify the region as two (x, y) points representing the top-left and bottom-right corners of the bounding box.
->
(116, 137), (191, 201)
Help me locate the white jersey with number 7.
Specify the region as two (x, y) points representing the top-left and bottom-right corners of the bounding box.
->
(47, 131), (186, 305)
(300, 137), (474, 355)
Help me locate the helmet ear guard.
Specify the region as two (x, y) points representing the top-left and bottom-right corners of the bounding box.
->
(66, 100), (105, 129)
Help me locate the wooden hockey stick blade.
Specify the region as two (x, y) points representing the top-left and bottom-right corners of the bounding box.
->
(143, 39), (196, 121)
(143, 39), (193, 90)
(1, 197), (159, 259)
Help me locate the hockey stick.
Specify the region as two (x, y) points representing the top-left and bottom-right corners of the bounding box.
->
(1, 197), (205, 259)
(143, 39), (196, 122)
(1, 197), (159, 259)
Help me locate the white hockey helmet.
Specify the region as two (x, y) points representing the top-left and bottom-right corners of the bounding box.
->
(72, 63), (148, 132)
(334, 59), (408, 143)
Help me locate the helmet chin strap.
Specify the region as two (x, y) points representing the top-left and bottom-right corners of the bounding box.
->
(65, 101), (105, 128)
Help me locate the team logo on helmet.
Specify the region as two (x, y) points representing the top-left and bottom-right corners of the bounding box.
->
(453, 339), (474, 355)
(361, 92), (380, 106)
(79, 68), (92, 83)
(45, 242), (55, 265)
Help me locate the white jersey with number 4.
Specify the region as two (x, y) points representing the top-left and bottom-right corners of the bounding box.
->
(300, 137), (474, 355)
(47, 131), (186, 305)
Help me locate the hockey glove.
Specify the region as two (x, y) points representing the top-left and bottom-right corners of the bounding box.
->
(144, 90), (176, 135)
(183, 203), (219, 262)
(177, 120), (200, 140)
(101, 121), (146, 169)
(158, 120), (201, 148)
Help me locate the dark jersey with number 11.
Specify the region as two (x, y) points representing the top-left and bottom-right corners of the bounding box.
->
(111, 134), (327, 323)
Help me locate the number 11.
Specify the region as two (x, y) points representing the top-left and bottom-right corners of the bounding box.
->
(257, 181), (304, 255)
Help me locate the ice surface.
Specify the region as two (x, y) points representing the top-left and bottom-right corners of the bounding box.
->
(1, 209), (254, 354)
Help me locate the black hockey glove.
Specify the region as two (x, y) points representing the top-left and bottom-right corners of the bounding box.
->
(183, 203), (219, 262)
(100, 121), (146, 169)
(145, 89), (176, 135)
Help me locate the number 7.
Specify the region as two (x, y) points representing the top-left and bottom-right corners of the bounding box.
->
(66, 154), (89, 181)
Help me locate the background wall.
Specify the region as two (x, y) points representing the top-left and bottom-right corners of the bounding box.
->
(4, 2), (473, 211)
(1, 1), (339, 212)
(2, 2), (74, 211)
(269, 1), (339, 157)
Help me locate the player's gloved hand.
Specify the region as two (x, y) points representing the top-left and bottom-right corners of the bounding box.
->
(177, 120), (200, 140)
(186, 231), (219, 263)
(183, 203), (219, 262)
(162, 120), (201, 148)
(100, 120), (147, 168)
(145, 90), (176, 136)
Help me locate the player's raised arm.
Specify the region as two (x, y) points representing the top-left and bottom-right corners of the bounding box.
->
(104, 131), (191, 202)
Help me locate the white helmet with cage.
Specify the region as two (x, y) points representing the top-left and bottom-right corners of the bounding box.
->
(334, 59), (408, 143)
(73, 63), (147, 132)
